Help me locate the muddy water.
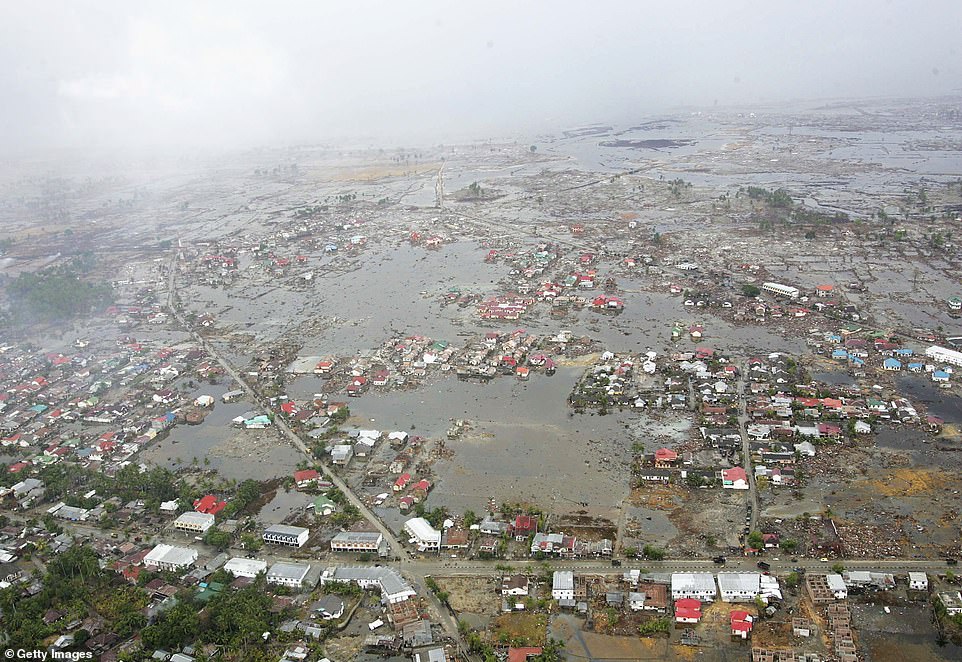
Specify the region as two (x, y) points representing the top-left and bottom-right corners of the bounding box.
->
(348, 366), (635, 516)
(897, 376), (962, 424)
(259, 487), (312, 523)
(141, 380), (302, 480)
(813, 371), (857, 386)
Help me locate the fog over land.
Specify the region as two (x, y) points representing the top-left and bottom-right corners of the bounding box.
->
(2, 0), (961, 153)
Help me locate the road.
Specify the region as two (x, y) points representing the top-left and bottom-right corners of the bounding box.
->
(37, 513), (962, 580)
(736, 370), (761, 534)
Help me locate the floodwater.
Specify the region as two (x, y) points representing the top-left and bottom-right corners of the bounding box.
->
(896, 376), (962, 424)
(813, 371), (857, 386)
(348, 366), (635, 516)
(141, 379), (303, 480)
(260, 487), (312, 524)
(854, 601), (962, 662)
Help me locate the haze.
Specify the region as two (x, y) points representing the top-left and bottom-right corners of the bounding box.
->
(2, 0), (961, 154)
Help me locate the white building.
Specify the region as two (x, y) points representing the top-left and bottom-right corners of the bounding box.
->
(173, 511), (215, 534)
(926, 346), (962, 368)
(909, 572), (928, 591)
(330, 531), (384, 554)
(717, 573), (761, 602)
(826, 574), (847, 600)
(144, 544), (198, 571)
(320, 566), (416, 604)
(263, 524), (310, 548)
(761, 282), (800, 299)
(331, 444), (353, 465)
(939, 591), (962, 615)
(671, 573), (717, 601)
(224, 557), (267, 579)
(403, 517), (441, 551)
(266, 561), (312, 588)
(552, 571), (574, 601)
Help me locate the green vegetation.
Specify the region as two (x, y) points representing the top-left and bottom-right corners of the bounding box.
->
(7, 257), (112, 324)
(747, 530), (764, 549)
(638, 617), (671, 636)
(328, 406), (350, 424)
(642, 544), (665, 560)
(668, 178), (691, 197)
(746, 186), (793, 208)
(414, 503), (449, 528)
(786, 572), (800, 588)
(425, 576), (449, 604)
(741, 283), (761, 297)
(240, 532), (263, 551)
(141, 599), (200, 650)
(321, 580), (362, 597)
(204, 527), (233, 551)
(0, 546), (129, 649)
(221, 479), (263, 518)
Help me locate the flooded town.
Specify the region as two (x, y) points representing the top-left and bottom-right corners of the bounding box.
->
(2, 95), (962, 662)
(3, 3), (962, 661)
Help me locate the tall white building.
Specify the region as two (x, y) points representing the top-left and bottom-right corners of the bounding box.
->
(266, 562), (312, 588)
(552, 571), (574, 601)
(671, 573), (717, 601)
(173, 511), (215, 534)
(761, 282), (800, 299)
(224, 557), (267, 578)
(403, 517), (441, 551)
(144, 544), (197, 571)
(263, 525), (310, 548)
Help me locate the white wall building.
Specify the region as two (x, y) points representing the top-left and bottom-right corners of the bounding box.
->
(761, 282), (800, 299)
(909, 572), (928, 591)
(717, 573), (761, 602)
(320, 566), (416, 604)
(671, 573), (717, 601)
(403, 517), (441, 551)
(263, 525), (310, 548)
(552, 571), (574, 601)
(266, 562), (312, 588)
(224, 557), (267, 579)
(173, 511), (215, 534)
(926, 346), (962, 368)
(144, 544), (198, 572)
(330, 531), (383, 554)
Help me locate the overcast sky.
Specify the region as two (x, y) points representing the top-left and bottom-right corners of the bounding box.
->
(2, 1), (961, 153)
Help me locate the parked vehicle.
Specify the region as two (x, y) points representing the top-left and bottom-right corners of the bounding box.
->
(757, 561), (771, 571)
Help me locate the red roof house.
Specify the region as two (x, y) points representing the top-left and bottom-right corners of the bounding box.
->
(194, 495), (227, 515)
(294, 469), (320, 488)
(513, 515), (538, 540)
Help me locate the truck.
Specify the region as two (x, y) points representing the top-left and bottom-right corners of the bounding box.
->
(757, 561), (771, 571)
(713, 556), (726, 565)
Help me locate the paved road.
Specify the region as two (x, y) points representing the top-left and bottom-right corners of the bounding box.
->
(736, 371), (761, 534)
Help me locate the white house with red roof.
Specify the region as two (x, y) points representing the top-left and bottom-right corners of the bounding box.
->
(654, 448), (678, 468)
(674, 598), (702, 623)
(721, 467), (749, 490)
(294, 469), (320, 489)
